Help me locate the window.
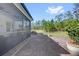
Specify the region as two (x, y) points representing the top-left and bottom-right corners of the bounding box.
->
(14, 20), (23, 31)
(6, 21), (11, 32)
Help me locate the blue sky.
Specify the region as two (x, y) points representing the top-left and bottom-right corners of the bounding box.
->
(25, 3), (74, 22)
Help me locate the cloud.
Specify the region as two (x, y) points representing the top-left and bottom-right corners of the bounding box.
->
(46, 6), (64, 15)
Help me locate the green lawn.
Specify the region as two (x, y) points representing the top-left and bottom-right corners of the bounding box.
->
(32, 29), (69, 38)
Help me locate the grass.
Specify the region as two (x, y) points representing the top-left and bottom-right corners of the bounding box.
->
(32, 29), (69, 38)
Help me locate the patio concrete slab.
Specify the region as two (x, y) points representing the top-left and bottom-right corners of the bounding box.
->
(3, 33), (70, 56)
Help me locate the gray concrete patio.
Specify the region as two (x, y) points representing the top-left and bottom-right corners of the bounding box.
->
(3, 33), (70, 56)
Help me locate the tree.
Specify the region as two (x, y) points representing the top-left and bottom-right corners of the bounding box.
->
(41, 19), (56, 32)
(41, 19), (47, 31)
(55, 13), (64, 31)
(73, 3), (79, 21)
(51, 18), (54, 23)
(55, 13), (64, 22)
(65, 11), (73, 19)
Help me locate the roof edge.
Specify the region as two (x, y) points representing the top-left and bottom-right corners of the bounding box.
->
(13, 3), (33, 21)
(21, 3), (33, 21)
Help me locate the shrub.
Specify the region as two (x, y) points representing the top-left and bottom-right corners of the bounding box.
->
(66, 24), (79, 44)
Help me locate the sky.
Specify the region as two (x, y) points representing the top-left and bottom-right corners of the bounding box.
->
(25, 3), (74, 22)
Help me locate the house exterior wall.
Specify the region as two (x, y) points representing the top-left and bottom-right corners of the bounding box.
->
(0, 3), (31, 55)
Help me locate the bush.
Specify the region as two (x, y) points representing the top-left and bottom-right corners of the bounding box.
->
(31, 31), (37, 34)
(66, 24), (79, 44)
(64, 19), (79, 31)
